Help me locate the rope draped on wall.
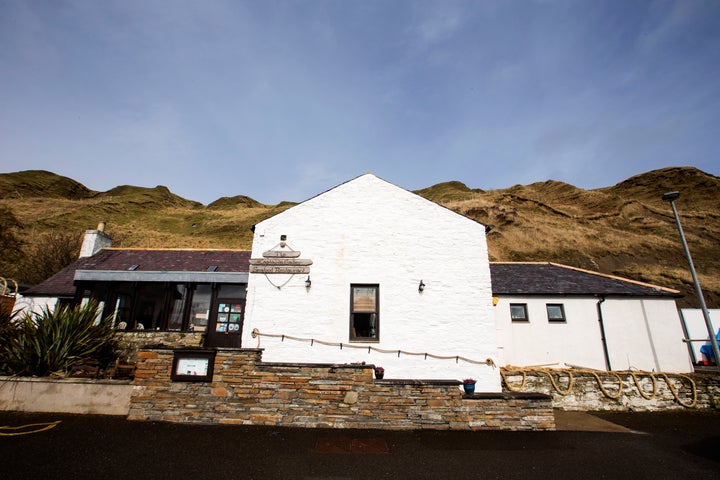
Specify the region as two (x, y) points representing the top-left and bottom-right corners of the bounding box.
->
(250, 328), (496, 368)
(500, 365), (698, 408)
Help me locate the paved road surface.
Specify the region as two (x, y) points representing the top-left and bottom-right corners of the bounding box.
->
(1, 410), (718, 479)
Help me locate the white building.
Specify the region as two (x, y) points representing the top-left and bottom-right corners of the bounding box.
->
(17, 175), (699, 382)
(679, 308), (719, 364)
(242, 173), (501, 391)
(492, 263), (693, 373)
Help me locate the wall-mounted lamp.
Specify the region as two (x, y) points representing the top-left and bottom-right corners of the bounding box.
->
(305, 276), (312, 289)
(418, 280), (425, 292)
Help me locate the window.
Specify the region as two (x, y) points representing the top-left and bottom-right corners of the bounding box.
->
(546, 304), (566, 322)
(84, 281), (245, 332)
(350, 284), (379, 341)
(510, 303), (528, 322)
(190, 284), (212, 332)
(167, 284), (188, 331)
(112, 293), (132, 328)
(135, 283), (167, 330)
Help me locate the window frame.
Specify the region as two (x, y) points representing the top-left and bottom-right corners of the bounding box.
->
(509, 303), (529, 322)
(82, 281), (246, 332)
(546, 303), (566, 323)
(349, 284), (380, 342)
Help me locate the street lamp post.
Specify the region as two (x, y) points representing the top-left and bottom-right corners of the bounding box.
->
(662, 191), (720, 369)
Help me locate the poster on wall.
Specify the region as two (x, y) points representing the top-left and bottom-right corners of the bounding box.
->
(171, 350), (216, 382)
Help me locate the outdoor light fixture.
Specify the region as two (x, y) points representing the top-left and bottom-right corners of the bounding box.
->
(662, 191), (720, 369)
(418, 280), (425, 292)
(662, 191), (680, 202)
(305, 276), (312, 289)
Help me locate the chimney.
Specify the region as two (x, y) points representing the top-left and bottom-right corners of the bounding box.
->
(79, 221), (112, 258)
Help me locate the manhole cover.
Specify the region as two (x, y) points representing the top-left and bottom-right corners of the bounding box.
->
(313, 437), (389, 454)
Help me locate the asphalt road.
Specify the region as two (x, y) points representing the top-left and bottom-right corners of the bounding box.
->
(1, 410), (718, 479)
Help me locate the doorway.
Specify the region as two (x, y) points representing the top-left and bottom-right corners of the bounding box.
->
(205, 284), (246, 348)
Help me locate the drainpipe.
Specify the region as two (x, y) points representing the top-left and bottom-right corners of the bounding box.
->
(596, 296), (612, 371)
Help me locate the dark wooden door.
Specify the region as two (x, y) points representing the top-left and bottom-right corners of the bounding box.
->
(205, 297), (245, 348)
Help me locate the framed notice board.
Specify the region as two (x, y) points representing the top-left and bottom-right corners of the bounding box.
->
(171, 350), (216, 382)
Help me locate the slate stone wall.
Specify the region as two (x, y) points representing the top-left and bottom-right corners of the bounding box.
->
(114, 332), (204, 362)
(127, 348), (554, 431)
(501, 368), (720, 411)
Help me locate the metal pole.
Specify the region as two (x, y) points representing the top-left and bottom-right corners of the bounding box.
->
(665, 194), (720, 369)
(596, 296), (612, 371)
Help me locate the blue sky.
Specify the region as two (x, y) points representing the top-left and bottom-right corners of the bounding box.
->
(1, 1), (718, 205)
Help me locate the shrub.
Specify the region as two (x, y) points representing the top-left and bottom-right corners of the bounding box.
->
(0, 301), (118, 377)
(0, 308), (21, 374)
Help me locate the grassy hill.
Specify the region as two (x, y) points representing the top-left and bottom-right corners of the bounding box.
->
(1, 167), (717, 308)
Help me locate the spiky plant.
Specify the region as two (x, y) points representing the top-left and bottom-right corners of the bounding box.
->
(0, 301), (118, 377)
(0, 308), (21, 374)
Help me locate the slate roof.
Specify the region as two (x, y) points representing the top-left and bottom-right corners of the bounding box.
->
(24, 252), (679, 299)
(23, 249), (251, 297)
(490, 262), (680, 297)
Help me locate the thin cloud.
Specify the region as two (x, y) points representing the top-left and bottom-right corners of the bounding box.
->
(0, 1), (718, 204)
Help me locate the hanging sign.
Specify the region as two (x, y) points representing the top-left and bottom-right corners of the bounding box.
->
(261, 250), (301, 258)
(249, 265), (311, 274)
(250, 258), (312, 274)
(250, 241), (312, 275)
(250, 258), (313, 266)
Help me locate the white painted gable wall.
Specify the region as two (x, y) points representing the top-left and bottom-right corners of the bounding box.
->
(242, 174), (501, 391)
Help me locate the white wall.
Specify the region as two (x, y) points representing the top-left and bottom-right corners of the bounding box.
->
(680, 308), (720, 362)
(602, 297), (691, 372)
(495, 296), (607, 369)
(495, 296), (692, 373)
(13, 294), (58, 316)
(242, 174), (501, 391)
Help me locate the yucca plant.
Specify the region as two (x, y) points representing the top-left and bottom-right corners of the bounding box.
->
(0, 301), (118, 377)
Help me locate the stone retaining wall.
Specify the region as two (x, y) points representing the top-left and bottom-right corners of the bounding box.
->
(128, 348), (554, 431)
(114, 332), (204, 361)
(501, 368), (720, 411)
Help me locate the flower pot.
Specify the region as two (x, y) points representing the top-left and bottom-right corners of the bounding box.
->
(463, 383), (475, 394)
(375, 372), (384, 379)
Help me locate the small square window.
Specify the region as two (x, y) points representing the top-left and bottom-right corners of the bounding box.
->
(510, 303), (528, 322)
(546, 304), (566, 322)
